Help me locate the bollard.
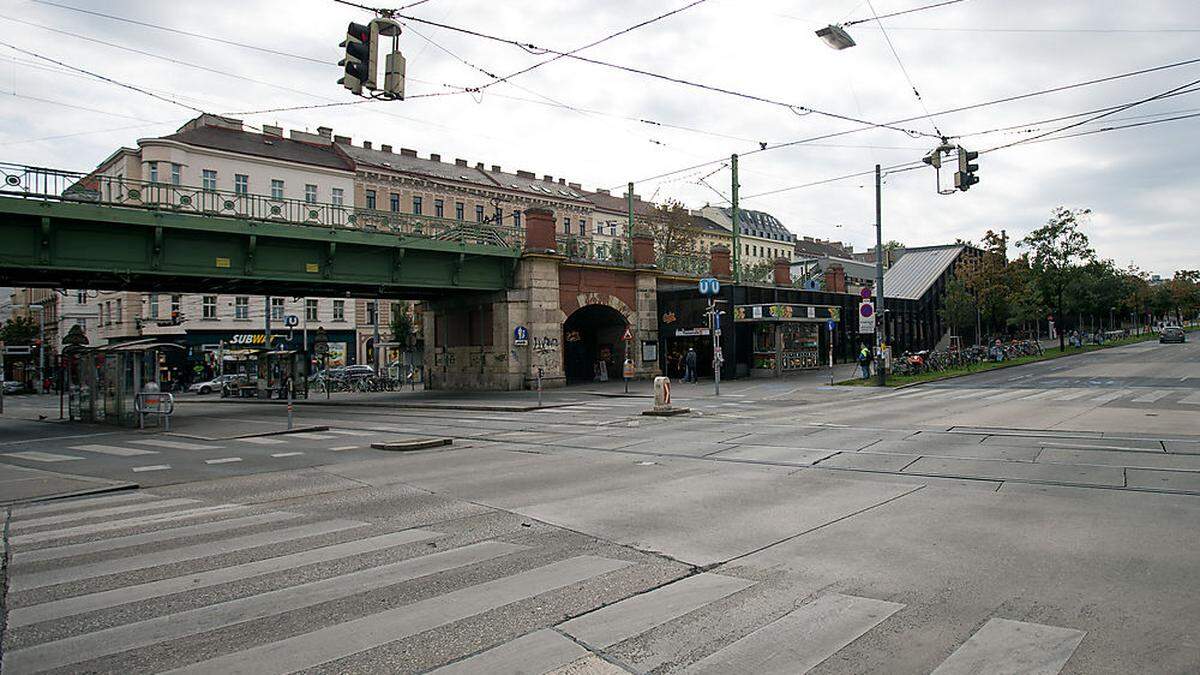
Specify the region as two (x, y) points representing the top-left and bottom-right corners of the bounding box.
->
(286, 379), (294, 430)
(536, 366), (543, 408)
(643, 376), (689, 416)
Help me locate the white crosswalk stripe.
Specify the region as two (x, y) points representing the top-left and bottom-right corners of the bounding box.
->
(10, 491), (152, 518)
(4, 450), (83, 462)
(1131, 390), (1170, 403)
(325, 429), (376, 436)
(127, 439), (222, 450)
(11, 497), (200, 532)
(237, 436), (287, 445)
(11, 503), (249, 546)
(1090, 389), (1133, 403)
(287, 432), (338, 440)
(1053, 390), (1092, 401)
(205, 457), (242, 464)
(1181, 392), (1200, 405)
(69, 444), (159, 456)
(930, 618), (1085, 675)
(132, 464), (172, 472)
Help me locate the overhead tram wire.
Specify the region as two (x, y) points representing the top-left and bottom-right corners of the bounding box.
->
(619, 53), (1200, 188)
(864, 0), (943, 137)
(842, 0), (969, 26)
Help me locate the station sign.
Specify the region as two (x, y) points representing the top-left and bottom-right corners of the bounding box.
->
(513, 325), (529, 346)
(698, 277), (721, 296)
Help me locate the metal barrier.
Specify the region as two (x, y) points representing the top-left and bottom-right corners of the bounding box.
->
(135, 391), (175, 431)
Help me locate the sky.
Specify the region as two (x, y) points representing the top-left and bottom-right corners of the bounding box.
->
(1, 0), (1198, 276)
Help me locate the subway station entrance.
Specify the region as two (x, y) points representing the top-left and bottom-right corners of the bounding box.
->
(562, 304), (629, 383)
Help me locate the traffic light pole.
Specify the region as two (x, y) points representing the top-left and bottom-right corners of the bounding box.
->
(875, 164), (886, 387)
(731, 154), (740, 282)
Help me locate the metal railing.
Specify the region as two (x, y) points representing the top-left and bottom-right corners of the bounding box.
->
(554, 235), (711, 278)
(0, 162), (522, 252)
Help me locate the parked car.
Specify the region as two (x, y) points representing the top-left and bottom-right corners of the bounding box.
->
(188, 374), (244, 394)
(1160, 326), (1186, 344)
(3, 380), (24, 395)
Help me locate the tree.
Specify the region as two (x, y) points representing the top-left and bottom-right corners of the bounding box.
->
(742, 259), (775, 284)
(0, 315), (38, 345)
(646, 199), (702, 258)
(939, 278), (977, 339)
(389, 303), (417, 351)
(958, 230), (1013, 339)
(1018, 207), (1095, 350)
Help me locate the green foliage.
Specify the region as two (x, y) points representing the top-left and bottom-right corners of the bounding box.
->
(0, 315), (38, 345)
(1018, 207), (1096, 347)
(741, 260), (774, 284)
(389, 304), (417, 351)
(647, 199), (702, 257)
(938, 278), (977, 334)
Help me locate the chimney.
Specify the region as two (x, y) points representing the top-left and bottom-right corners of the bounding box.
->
(380, 144), (392, 153)
(400, 148), (417, 157)
(475, 162), (485, 170)
(363, 141), (372, 149)
(430, 153), (441, 162)
(455, 158), (468, 167)
(262, 125), (283, 137)
(568, 182), (581, 190)
(334, 135), (351, 144)
(516, 170), (535, 178)
(316, 126), (332, 139)
(491, 165), (501, 172)
(557, 178), (565, 185)
(596, 188), (610, 195)
(543, 175), (553, 182)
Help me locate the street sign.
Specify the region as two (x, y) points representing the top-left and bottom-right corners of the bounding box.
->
(283, 314), (300, 328)
(859, 300), (875, 334)
(860, 286), (872, 299)
(698, 277), (721, 296)
(621, 327), (633, 342)
(827, 319), (836, 332)
(513, 325), (529, 346)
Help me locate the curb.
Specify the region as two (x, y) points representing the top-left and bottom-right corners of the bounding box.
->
(1, 481), (140, 508)
(370, 438), (453, 451)
(169, 425), (331, 441)
(191, 399), (575, 413)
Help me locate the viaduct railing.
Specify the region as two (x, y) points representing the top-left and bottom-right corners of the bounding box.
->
(555, 234), (711, 278)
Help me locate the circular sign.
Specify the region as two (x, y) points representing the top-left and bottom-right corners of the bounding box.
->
(283, 314), (300, 328)
(860, 303), (874, 318)
(860, 287), (872, 299)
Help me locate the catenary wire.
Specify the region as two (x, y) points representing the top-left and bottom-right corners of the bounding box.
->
(844, 0), (969, 26)
(864, 0), (942, 136)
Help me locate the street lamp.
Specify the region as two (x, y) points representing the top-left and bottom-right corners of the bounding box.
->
(816, 24), (856, 50)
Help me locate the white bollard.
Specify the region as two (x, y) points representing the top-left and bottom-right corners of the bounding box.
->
(644, 376), (689, 417)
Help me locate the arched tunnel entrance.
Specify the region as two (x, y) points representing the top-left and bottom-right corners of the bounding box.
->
(562, 304), (629, 383)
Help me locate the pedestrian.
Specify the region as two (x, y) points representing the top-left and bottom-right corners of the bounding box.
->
(684, 347), (698, 383)
(857, 344), (872, 380)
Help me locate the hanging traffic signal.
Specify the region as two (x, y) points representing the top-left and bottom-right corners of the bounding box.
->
(338, 22), (375, 95)
(954, 146), (980, 191)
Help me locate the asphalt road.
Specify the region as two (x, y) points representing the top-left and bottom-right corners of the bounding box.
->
(1, 340), (1198, 673)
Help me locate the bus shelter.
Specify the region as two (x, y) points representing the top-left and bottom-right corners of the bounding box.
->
(256, 350), (309, 399)
(65, 340), (184, 426)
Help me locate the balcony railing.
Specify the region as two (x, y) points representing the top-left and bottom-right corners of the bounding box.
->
(0, 162), (521, 252)
(555, 234), (711, 278)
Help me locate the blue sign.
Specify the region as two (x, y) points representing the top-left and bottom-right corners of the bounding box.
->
(513, 325), (529, 345)
(698, 277), (721, 296)
(827, 319), (836, 332)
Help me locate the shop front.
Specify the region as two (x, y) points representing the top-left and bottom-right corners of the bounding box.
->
(174, 329), (356, 386)
(733, 303), (840, 377)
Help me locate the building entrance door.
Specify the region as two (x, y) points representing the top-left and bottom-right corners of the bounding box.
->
(562, 304), (628, 383)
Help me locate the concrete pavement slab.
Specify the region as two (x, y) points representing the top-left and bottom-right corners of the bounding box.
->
(1163, 439), (1200, 454)
(706, 445), (839, 465)
(929, 617), (1085, 675)
(0, 463), (136, 506)
(1125, 468), (1200, 492)
(428, 629), (589, 675)
(1037, 447), (1200, 471)
(866, 439), (1041, 462)
(817, 451), (921, 473)
(902, 456), (1126, 487)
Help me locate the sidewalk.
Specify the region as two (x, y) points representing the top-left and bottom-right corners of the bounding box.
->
(0, 462), (136, 506)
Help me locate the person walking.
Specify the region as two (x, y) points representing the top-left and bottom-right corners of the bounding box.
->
(684, 347), (698, 383)
(857, 344), (872, 380)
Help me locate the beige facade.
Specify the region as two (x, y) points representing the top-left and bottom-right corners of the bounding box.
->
(698, 205), (797, 269)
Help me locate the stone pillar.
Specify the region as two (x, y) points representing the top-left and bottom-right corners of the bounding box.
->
(710, 244), (731, 279)
(772, 257), (792, 286)
(634, 271), (661, 379)
(524, 207), (557, 252)
(824, 264), (847, 294)
(515, 253), (566, 388)
(632, 233), (656, 267)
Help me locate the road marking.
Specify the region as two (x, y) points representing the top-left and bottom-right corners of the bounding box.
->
(1090, 389), (1132, 403)
(69, 444), (158, 456)
(127, 439), (222, 450)
(10, 504), (248, 546)
(1052, 390), (1091, 401)
(131, 464), (172, 472)
(237, 437), (286, 445)
(1131, 390), (1170, 403)
(429, 629), (588, 675)
(205, 457), (243, 464)
(1022, 390), (1063, 400)
(270, 452), (304, 458)
(560, 573), (755, 648)
(7, 540), (531, 673)
(4, 450), (83, 462)
(286, 432), (337, 440)
(13, 512), (300, 564)
(11, 497), (201, 531)
(330, 445), (360, 451)
(1180, 392), (1200, 405)
(369, 425), (420, 433)
(11, 492), (153, 518)
(685, 593), (904, 674)
(930, 618), (1085, 675)
(982, 389), (1036, 402)
(158, 555), (630, 675)
(11, 518), (367, 592)
(325, 429), (375, 436)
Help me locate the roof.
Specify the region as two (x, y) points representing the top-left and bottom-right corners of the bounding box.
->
(791, 255), (876, 280)
(722, 207), (795, 241)
(156, 126), (354, 172)
(794, 238), (852, 258)
(585, 190), (657, 217)
(340, 143), (590, 204)
(882, 245), (966, 301)
(689, 214), (728, 233)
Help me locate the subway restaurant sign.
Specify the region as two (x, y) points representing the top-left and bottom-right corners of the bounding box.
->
(228, 333), (270, 345)
(734, 304), (840, 323)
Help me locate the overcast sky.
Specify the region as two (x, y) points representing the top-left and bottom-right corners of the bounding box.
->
(2, 0), (1198, 276)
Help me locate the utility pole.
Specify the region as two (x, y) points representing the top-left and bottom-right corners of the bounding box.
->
(874, 164), (886, 386)
(264, 295), (272, 349)
(373, 300), (381, 373)
(730, 154), (740, 282)
(626, 181), (635, 259)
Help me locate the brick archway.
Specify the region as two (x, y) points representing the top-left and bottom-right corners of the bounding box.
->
(559, 292), (636, 326)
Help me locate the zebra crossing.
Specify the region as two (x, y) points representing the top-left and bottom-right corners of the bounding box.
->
(886, 385), (1200, 407)
(1, 492), (1090, 673)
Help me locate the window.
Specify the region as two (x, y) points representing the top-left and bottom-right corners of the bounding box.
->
(148, 294), (158, 318)
(271, 179), (284, 200)
(171, 295), (181, 314)
(455, 202), (464, 220)
(76, 290), (87, 304)
(609, 223), (616, 236)
(333, 300), (345, 321)
(494, 206), (502, 224)
(331, 187), (344, 206)
(595, 221), (604, 234)
(270, 297), (284, 320)
(475, 205), (485, 223)
(104, 301), (111, 325)
(434, 199), (444, 218)
(513, 210), (522, 227)
(202, 295), (217, 319)
(202, 169), (217, 191)
(235, 296), (249, 319)
(564, 217), (571, 234)
(115, 299), (122, 324)
(148, 161), (159, 183)
(234, 174), (248, 195)
(305, 299), (318, 322)
(366, 301), (378, 326)
(305, 184), (317, 203)
(170, 163), (181, 186)
(75, 318), (87, 331)
(390, 193), (400, 213)
(412, 196), (423, 215)
(365, 189), (376, 210)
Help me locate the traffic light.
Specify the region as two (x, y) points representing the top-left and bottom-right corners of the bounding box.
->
(954, 146), (980, 191)
(338, 22), (375, 95)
